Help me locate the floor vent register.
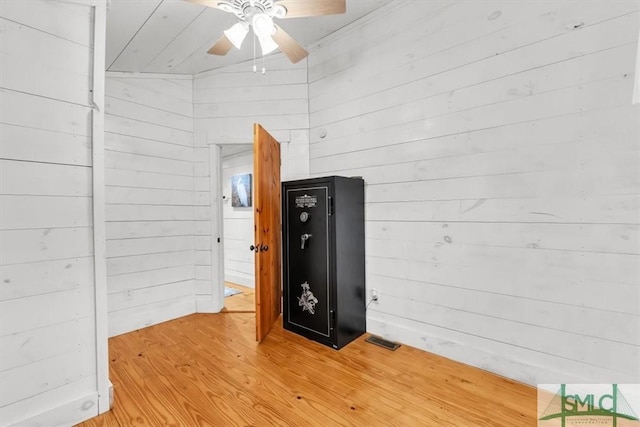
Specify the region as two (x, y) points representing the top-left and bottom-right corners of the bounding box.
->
(365, 335), (401, 351)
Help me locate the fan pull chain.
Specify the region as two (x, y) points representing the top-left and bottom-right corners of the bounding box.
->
(252, 32), (257, 73)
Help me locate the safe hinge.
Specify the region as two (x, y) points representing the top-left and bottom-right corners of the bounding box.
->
(329, 309), (335, 331)
(328, 196), (334, 216)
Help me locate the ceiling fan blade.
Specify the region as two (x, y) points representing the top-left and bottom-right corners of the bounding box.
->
(275, 0), (345, 18)
(272, 24), (308, 63)
(207, 34), (234, 55)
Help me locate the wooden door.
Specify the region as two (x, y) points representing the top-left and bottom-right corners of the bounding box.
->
(253, 124), (282, 342)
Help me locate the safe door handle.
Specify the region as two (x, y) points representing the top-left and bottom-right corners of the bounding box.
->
(300, 233), (312, 250)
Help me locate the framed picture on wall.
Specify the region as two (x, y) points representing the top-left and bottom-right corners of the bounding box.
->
(231, 173), (252, 207)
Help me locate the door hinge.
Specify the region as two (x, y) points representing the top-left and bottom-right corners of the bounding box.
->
(217, 237), (221, 243)
(328, 196), (334, 216)
(330, 310), (335, 331)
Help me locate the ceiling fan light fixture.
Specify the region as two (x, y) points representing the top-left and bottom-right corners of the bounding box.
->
(258, 35), (279, 55)
(224, 21), (249, 49)
(252, 13), (275, 38)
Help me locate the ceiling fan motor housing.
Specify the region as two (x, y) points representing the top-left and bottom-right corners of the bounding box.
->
(219, 0), (285, 20)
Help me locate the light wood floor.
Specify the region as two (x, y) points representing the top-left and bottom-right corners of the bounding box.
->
(222, 282), (255, 313)
(78, 310), (536, 426)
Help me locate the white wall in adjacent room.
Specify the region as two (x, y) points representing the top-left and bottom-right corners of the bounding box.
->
(308, 0), (640, 385)
(104, 72), (196, 336)
(0, 0), (108, 424)
(222, 150), (255, 288)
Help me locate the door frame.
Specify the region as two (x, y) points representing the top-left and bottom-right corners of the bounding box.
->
(205, 142), (258, 312)
(198, 143), (225, 313)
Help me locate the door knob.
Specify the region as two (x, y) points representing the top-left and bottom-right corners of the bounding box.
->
(249, 244), (259, 252)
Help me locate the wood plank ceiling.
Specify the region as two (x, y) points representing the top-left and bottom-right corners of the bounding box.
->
(106, 0), (387, 74)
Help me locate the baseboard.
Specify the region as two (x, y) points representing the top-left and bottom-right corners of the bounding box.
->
(108, 296), (196, 337)
(225, 273), (254, 288)
(196, 295), (223, 313)
(7, 392), (99, 427)
(108, 379), (114, 409)
(366, 314), (620, 386)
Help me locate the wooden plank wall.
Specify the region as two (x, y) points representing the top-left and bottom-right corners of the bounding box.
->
(194, 54), (308, 133)
(193, 53), (311, 175)
(193, 53), (311, 299)
(307, 0), (640, 384)
(0, 1), (102, 424)
(104, 72), (196, 336)
(194, 132), (214, 310)
(222, 150), (255, 287)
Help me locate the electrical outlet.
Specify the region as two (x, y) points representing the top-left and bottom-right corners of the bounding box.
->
(371, 288), (379, 302)
(124, 289), (134, 301)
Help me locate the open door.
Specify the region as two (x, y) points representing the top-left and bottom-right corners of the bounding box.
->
(253, 124), (281, 342)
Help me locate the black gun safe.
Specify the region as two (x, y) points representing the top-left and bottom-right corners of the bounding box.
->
(282, 176), (365, 349)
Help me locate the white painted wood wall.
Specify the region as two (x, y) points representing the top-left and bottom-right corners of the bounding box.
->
(193, 53), (311, 300)
(193, 53), (311, 177)
(0, 0), (108, 425)
(222, 150), (255, 288)
(2, 7), (636, 425)
(308, 0), (640, 384)
(104, 73), (197, 336)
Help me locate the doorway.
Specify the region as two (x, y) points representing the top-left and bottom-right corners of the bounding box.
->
(216, 143), (256, 313)
(209, 125), (285, 342)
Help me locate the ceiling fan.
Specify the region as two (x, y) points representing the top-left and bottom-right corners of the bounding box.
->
(187, 0), (346, 64)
